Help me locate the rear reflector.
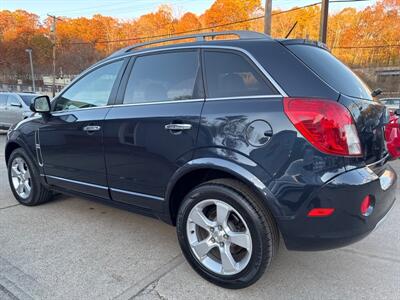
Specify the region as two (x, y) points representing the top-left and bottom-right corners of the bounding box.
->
(307, 208), (335, 217)
(283, 98), (362, 156)
(361, 195), (373, 216)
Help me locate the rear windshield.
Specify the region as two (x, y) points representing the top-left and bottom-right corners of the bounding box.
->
(287, 44), (372, 100)
(19, 95), (36, 106)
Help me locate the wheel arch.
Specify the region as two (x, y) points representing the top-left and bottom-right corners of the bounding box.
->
(165, 158), (279, 226)
(5, 141), (22, 165)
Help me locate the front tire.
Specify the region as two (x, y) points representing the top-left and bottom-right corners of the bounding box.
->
(176, 178), (279, 289)
(7, 148), (53, 206)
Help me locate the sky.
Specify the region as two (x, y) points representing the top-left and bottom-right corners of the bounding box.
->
(0, 0), (377, 20)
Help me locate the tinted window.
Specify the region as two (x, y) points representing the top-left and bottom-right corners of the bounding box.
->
(123, 51), (201, 104)
(19, 95), (36, 106)
(0, 95), (7, 107)
(54, 60), (123, 111)
(204, 51), (276, 98)
(288, 45), (372, 100)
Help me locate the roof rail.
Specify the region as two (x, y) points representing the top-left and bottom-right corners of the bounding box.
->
(109, 30), (270, 58)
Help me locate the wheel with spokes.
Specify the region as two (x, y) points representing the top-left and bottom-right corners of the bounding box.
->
(7, 148), (53, 206)
(10, 156), (32, 199)
(177, 178), (279, 289)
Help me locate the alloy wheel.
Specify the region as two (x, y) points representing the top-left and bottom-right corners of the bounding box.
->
(10, 157), (32, 199)
(186, 199), (252, 276)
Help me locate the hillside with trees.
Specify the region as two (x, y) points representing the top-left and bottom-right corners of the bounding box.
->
(0, 0), (399, 85)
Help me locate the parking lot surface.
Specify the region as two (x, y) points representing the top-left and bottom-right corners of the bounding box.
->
(0, 131), (399, 300)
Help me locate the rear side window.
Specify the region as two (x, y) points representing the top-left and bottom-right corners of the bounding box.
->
(287, 45), (372, 100)
(123, 51), (202, 104)
(19, 95), (36, 106)
(204, 50), (277, 98)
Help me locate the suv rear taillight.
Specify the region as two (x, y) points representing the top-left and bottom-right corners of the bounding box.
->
(283, 98), (362, 156)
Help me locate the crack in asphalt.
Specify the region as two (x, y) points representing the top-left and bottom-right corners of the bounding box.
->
(0, 204), (20, 211)
(0, 282), (19, 300)
(338, 248), (400, 264)
(113, 254), (184, 300)
(135, 280), (168, 300)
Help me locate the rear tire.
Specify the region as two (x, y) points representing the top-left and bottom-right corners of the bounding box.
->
(176, 178), (279, 289)
(7, 148), (53, 206)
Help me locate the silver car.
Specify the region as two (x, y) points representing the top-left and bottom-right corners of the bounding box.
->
(0, 92), (38, 129)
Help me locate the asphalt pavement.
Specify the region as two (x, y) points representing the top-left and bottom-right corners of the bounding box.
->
(0, 131), (399, 300)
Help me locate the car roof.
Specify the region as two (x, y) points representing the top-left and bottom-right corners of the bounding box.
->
(108, 30), (270, 58)
(0, 92), (41, 97)
(105, 38), (273, 60)
(93, 37), (279, 70)
(105, 30), (330, 60)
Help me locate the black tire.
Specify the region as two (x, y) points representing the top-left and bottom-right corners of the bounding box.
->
(176, 178), (279, 289)
(7, 148), (53, 206)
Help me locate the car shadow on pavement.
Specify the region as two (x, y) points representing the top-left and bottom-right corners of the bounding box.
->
(0, 158), (399, 299)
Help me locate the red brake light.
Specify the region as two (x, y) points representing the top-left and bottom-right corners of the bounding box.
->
(283, 98), (362, 156)
(307, 208), (335, 217)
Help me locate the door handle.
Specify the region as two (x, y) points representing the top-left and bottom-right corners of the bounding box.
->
(164, 123), (192, 131)
(83, 125), (101, 132)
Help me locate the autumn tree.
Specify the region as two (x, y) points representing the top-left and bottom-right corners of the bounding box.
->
(175, 12), (201, 33)
(0, 0), (399, 84)
(203, 0), (262, 31)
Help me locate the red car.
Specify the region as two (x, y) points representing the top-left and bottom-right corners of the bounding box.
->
(385, 112), (400, 159)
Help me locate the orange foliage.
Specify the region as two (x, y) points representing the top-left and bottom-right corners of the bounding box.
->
(0, 0), (399, 78)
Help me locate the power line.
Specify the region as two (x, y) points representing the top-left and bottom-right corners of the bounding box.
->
(69, 2), (321, 45)
(50, 0), (195, 17)
(330, 0), (372, 2)
(333, 44), (400, 49)
(66, 0), (373, 46)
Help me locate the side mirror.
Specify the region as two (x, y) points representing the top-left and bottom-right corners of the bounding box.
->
(395, 109), (400, 116)
(30, 95), (51, 114)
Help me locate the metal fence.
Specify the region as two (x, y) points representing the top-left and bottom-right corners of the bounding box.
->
(0, 83), (63, 97)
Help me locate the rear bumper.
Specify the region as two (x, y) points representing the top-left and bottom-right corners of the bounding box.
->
(278, 162), (397, 251)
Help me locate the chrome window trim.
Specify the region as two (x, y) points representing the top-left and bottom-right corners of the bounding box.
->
(110, 188), (164, 201)
(113, 98), (204, 108)
(207, 95), (282, 101)
(51, 98), (205, 114)
(51, 105), (112, 115)
(53, 44), (288, 113)
(88, 45), (288, 96)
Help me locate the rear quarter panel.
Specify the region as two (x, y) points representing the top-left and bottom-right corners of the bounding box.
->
(196, 97), (347, 219)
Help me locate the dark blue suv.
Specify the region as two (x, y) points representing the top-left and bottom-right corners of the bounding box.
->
(5, 31), (397, 288)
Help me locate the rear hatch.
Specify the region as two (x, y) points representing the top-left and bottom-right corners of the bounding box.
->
(283, 41), (388, 165)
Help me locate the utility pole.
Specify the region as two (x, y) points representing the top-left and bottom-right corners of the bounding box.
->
(47, 14), (62, 97)
(319, 0), (329, 43)
(25, 49), (35, 92)
(264, 0), (272, 35)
